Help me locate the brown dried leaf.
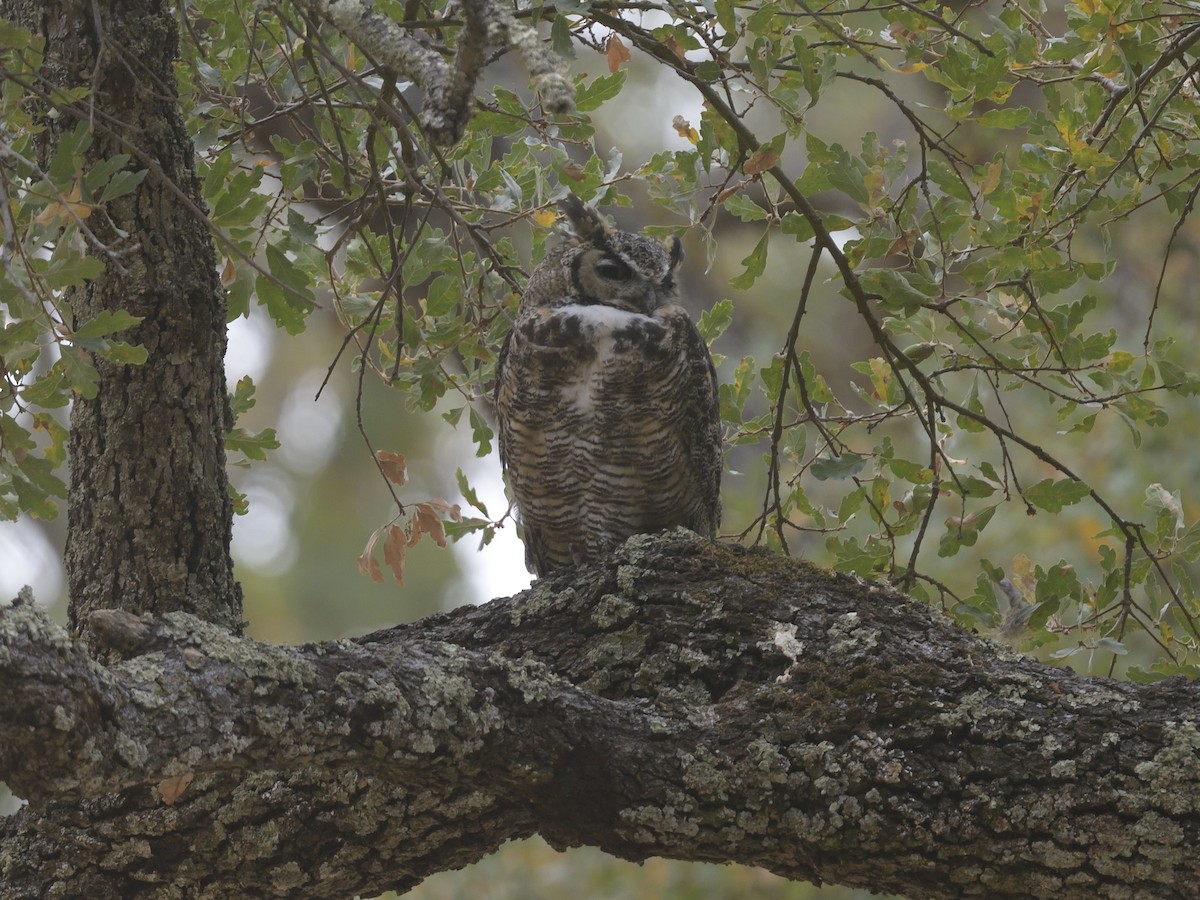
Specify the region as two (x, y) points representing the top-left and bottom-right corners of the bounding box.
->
(357, 527), (385, 582)
(663, 35), (686, 61)
(220, 257), (237, 287)
(411, 502), (448, 548)
(424, 497), (462, 521)
(743, 148), (780, 176)
(376, 450), (408, 486)
(561, 163), (587, 182)
(157, 772), (194, 805)
(605, 34), (632, 73)
(383, 523), (407, 586)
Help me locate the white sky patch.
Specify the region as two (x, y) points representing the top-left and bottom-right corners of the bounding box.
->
(276, 371), (344, 474)
(225, 313), (274, 386)
(231, 469), (298, 576)
(444, 429), (533, 606)
(0, 524), (63, 606)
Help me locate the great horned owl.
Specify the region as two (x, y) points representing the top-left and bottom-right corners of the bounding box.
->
(495, 195), (722, 576)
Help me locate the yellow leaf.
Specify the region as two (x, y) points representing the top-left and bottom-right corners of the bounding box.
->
(34, 178), (91, 225)
(868, 357), (890, 401)
(980, 160), (1002, 197)
(865, 164), (886, 205)
(880, 58), (928, 74)
(1010, 553), (1036, 600)
(532, 207), (558, 228)
(672, 115), (699, 145)
(1106, 350), (1135, 373)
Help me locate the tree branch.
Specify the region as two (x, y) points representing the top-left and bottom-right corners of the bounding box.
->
(299, 0), (573, 146)
(3, 532), (1199, 898)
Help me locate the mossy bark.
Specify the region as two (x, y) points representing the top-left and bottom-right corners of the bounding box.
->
(2, 533), (1199, 899)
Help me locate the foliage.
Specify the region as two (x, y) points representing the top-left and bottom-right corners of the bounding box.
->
(4, 0), (1200, 678)
(0, 25), (148, 520)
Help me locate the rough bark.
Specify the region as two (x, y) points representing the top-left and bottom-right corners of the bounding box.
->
(4, 0), (243, 639)
(2, 531), (1198, 899)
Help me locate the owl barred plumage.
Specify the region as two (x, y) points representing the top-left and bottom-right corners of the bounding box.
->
(495, 195), (722, 576)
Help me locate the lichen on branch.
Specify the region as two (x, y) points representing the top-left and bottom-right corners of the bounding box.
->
(4, 533), (1200, 898)
(301, 0), (573, 145)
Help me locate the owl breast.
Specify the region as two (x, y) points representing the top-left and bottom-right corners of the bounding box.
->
(497, 301), (719, 575)
(544, 304), (667, 412)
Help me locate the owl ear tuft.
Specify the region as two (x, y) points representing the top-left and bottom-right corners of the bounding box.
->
(559, 194), (610, 244)
(663, 235), (684, 270)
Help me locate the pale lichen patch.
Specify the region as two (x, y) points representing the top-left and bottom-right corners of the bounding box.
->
(1133, 720), (1200, 815)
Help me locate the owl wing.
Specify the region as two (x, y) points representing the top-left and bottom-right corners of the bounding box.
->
(494, 322), (558, 576)
(676, 311), (723, 536)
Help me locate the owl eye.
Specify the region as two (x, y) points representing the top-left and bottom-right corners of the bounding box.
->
(593, 257), (632, 282)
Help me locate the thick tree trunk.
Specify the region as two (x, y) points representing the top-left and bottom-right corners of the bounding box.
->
(2, 532), (1198, 899)
(4, 0), (242, 638)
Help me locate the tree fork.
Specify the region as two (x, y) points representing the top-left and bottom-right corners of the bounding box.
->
(4, 0), (243, 639)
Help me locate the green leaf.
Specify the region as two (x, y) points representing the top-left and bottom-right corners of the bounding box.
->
(889, 457), (933, 484)
(98, 168), (148, 203)
(779, 212), (815, 243)
(256, 245), (314, 334)
(811, 453), (866, 481)
(96, 342), (148, 365)
(550, 14), (576, 58)
(41, 254), (104, 289)
(1024, 478), (1090, 513)
(229, 482), (249, 516)
(58, 345), (99, 399)
(858, 268), (933, 316)
(976, 107), (1030, 129)
(425, 274), (460, 317)
(723, 193), (768, 221)
(229, 376), (258, 417)
(456, 467), (490, 517)
(574, 71), (627, 112)
(730, 231), (769, 290)
(72, 310), (142, 340)
(20, 370), (69, 408)
(697, 298), (734, 344)
(469, 406), (493, 457)
(225, 427), (280, 461)
(938, 506), (996, 557)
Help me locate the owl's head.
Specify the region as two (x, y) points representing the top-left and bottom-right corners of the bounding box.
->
(532, 195), (684, 316)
